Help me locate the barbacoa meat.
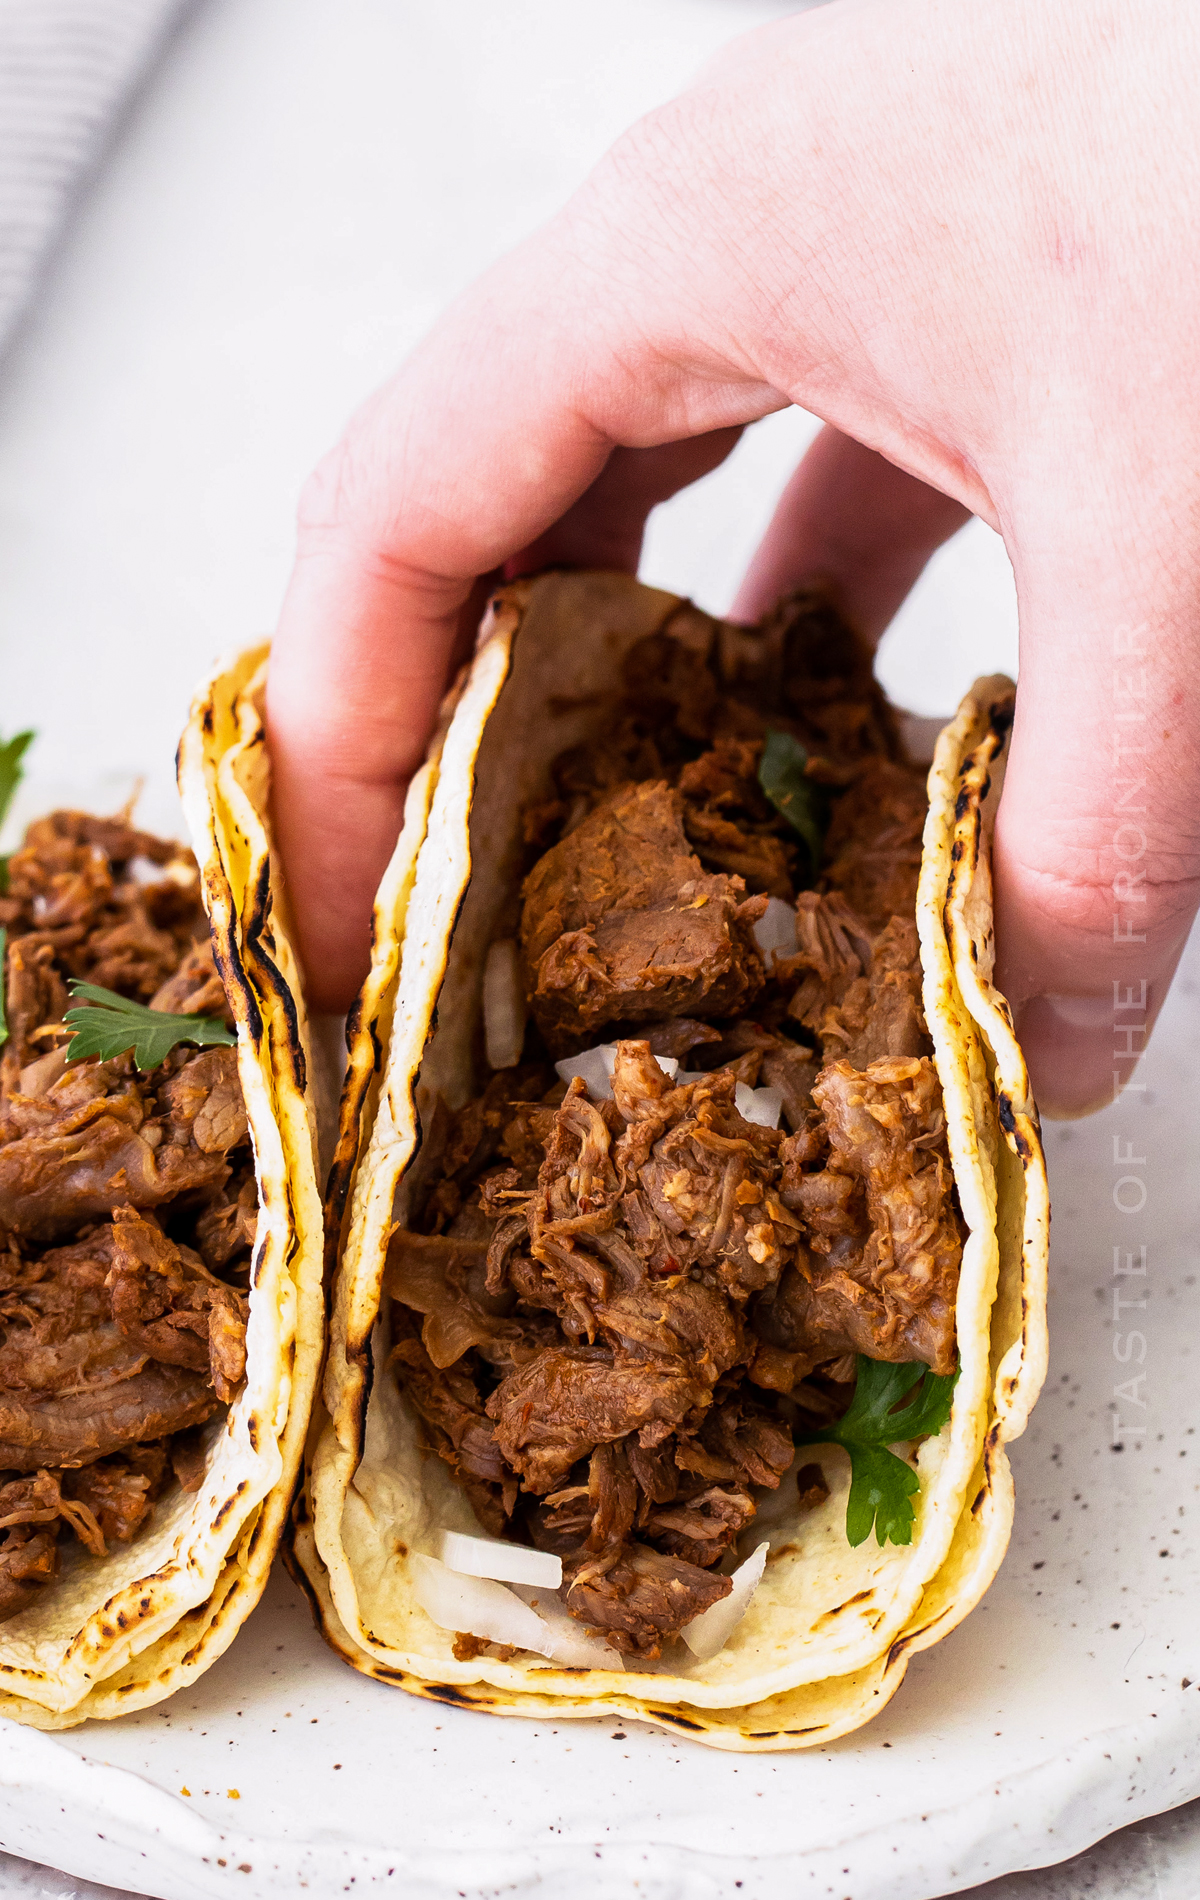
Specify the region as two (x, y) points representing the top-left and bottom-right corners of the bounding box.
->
(520, 780), (766, 1050)
(0, 810), (255, 1604)
(389, 595), (965, 1661)
(0, 1047), (247, 1245)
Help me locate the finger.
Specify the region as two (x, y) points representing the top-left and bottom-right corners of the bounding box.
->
(266, 236), (785, 1008)
(994, 499), (1200, 1118)
(732, 425), (970, 638)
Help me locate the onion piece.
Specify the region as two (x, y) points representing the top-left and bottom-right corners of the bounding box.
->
(681, 1541), (769, 1663)
(411, 1554), (549, 1653)
(483, 939), (526, 1071)
(555, 1044), (677, 1101)
(735, 1082), (784, 1129)
(751, 896), (798, 969)
(511, 1585), (625, 1670)
(439, 1530), (562, 1589)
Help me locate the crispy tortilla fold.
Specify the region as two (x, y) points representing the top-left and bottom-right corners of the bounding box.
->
(0, 648), (325, 1727)
(292, 572), (1048, 1750)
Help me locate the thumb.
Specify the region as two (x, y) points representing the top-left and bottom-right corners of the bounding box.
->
(992, 500), (1200, 1118)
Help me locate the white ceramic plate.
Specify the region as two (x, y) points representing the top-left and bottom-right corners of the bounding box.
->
(0, 919), (1196, 1900)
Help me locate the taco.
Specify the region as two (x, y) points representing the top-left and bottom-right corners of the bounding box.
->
(293, 571), (1048, 1750)
(0, 647), (324, 1726)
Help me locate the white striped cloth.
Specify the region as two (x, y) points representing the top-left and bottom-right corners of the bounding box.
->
(0, 0), (192, 355)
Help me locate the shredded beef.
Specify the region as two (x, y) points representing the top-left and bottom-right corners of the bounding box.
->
(0, 1444), (175, 1622)
(487, 1345), (709, 1495)
(0, 1363), (216, 1471)
(519, 781), (766, 1050)
(0, 1047), (247, 1244)
(107, 1208), (249, 1403)
(0, 809), (255, 1583)
(818, 915), (929, 1068)
(562, 1543), (730, 1658)
(821, 759), (928, 929)
(763, 1057), (962, 1379)
(388, 595), (966, 1660)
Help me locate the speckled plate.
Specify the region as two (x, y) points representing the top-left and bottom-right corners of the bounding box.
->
(0, 922), (1196, 1898)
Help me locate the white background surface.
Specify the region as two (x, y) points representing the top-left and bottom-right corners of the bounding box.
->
(0, 3), (1198, 1897)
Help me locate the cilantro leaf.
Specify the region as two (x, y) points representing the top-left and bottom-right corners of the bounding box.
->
(757, 730), (829, 875)
(799, 1356), (959, 1549)
(0, 730), (34, 893)
(63, 979), (235, 1072)
(0, 732), (32, 832)
(0, 927), (7, 1051)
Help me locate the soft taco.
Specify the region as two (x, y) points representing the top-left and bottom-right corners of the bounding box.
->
(293, 570), (1048, 1750)
(0, 647), (324, 1726)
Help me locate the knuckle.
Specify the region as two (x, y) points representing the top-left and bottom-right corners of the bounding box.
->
(1011, 855), (1200, 948)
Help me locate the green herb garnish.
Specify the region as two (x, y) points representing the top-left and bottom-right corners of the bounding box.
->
(757, 730), (829, 874)
(0, 730), (34, 893)
(798, 1356), (958, 1548)
(63, 980), (235, 1072)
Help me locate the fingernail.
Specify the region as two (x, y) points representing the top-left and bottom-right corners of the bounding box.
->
(1014, 994), (1128, 1120)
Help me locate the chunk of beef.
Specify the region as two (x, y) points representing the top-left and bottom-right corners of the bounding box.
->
(0, 1526), (58, 1621)
(389, 1315), (515, 1534)
(760, 1057), (961, 1379)
(644, 1479), (756, 1569)
(678, 739), (796, 899)
(694, 1022), (819, 1133)
(563, 1542), (730, 1657)
(149, 937), (228, 1018)
(387, 1228), (557, 1377)
(0, 1226), (148, 1397)
(487, 1347), (709, 1494)
(157, 1047), (248, 1155)
(674, 1395), (794, 1490)
(642, 1018), (722, 1061)
(616, 1066), (796, 1298)
(0, 811), (200, 996)
(0, 935), (68, 1087)
(519, 780), (766, 1049)
(593, 1279), (748, 1387)
(0, 1048), (247, 1243)
(191, 1163), (258, 1272)
(66, 1442), (168, 1547)
(767, 588), (905, 770)
(785, 891), (875, 1034)
(0, 1361), (217, 1471)
(81, 899), (183, 1001)
(584, 1440), (639, 1549)
(818, 915), (929, 1067)
(821, 759), (928, 930)
(106, 1207), (249, 1402)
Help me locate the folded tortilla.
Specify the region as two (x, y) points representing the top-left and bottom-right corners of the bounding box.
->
(292, 572), (1048, 1750)
(0, 648), (325, 1726)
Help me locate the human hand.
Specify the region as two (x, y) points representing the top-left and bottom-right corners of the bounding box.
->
(266, 0), (1200, 1119)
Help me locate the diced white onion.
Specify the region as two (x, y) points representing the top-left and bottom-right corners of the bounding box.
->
(483, 939), (526, 1071)
(511, 1585), (625, 1671)
(682, 1540), (769, 1663)
(735, 1082), (784, 1129)
(555, 1044), (677, 1102)
(555, 1043), (616, 1099)
(413, 1556), (622, 1671)
(439, 1530), (562, 1589)
(751, 896), (798, 969)
(411, 1554), (549, 1653)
